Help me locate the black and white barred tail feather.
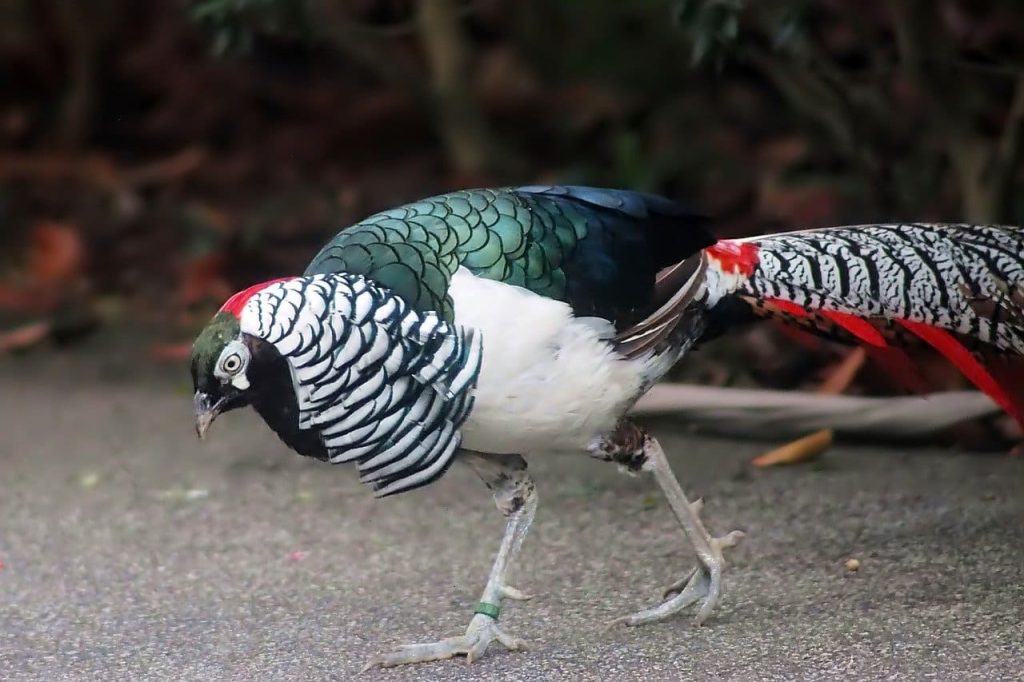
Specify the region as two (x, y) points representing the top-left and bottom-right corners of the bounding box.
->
(703, 222), (1024, 424)
(735, 223), (1024, 354)
(239, 274), (482, 497)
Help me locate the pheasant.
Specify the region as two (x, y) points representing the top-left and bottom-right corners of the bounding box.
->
(190, 186), (1024, 667)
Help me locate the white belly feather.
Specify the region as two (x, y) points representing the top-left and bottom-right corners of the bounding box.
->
(449, 268), (649, 455)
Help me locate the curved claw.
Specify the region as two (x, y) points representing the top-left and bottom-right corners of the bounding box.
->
(662, 566), (700, 600)
(663, 529), (744, 599)
(608, 567), (708, 629)
(361, 614), (528, 670)
(611, 527), (745, 630)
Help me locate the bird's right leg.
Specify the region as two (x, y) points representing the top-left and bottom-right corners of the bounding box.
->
(590, 420), (744, 628)
(364, 451), (536, 669)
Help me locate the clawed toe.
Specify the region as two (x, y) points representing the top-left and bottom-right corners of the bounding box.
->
(362, 614), (528, 670)
(608, 566), (707, 629)
(610, 526), (744, 629)
(661, 566), (699, 600)
(661, 530), (744, 599)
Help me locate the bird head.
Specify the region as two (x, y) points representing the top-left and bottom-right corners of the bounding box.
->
(190, 311), (256, 439)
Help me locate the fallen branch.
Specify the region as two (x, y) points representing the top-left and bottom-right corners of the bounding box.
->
(632, 384), (999, 439)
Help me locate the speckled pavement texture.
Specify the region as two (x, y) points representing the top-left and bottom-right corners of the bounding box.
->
(1, 351), (1022, 681)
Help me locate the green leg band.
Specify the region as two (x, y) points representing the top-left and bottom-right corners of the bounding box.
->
(473, 601), (501, 620)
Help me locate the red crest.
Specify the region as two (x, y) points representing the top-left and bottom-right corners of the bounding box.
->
(219, 277), (294, 318)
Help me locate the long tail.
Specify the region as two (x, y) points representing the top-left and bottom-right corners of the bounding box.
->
(701, 222), (1024, 425)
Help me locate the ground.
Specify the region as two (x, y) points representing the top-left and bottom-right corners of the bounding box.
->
(1, 346), (1023, 681)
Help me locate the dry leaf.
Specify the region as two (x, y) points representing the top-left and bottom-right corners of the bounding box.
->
(0, 321), (51, 353)
(751, 428), (833, 467)
(28, 221), (86, 285)
(817, 346), (867, 395)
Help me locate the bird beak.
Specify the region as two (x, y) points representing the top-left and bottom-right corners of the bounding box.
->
(193, 391), (225, 440)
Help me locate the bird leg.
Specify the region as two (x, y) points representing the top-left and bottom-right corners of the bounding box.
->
(590, 421), (744, 627)
(364, 451), (536, 669)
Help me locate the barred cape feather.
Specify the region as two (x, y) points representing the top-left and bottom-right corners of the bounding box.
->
(238, 275), (482, 497)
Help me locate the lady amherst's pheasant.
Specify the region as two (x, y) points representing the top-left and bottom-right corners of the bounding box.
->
(190, 185), (1024, 667)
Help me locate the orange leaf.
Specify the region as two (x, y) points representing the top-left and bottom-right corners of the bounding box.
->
(0, 321), (51, 353)
(751, 429), (833, 467)
(28, 221), (86, 285)
(817, 347), (867, 395)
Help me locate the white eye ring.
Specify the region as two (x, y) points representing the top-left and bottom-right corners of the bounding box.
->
(221, 353), (243, 374)
(214, 340), (250, 387)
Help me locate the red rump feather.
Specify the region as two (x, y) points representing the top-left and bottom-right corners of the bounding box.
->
(219, 277), (293, 318)
(766, 298), (810, 318)
(706, 240), (760, 275)
(763, 300), (945, 395)
(815, 310), (931, 393)
(896, 319), (1024, 426)
(817, 310), (886, 347)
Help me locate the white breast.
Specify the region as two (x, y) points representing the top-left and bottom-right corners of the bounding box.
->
(449, 268), (648, 455)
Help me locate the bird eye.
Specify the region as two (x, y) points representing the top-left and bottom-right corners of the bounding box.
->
(221, 353), (242, 374)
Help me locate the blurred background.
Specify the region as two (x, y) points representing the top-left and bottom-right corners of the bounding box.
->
(1, 0), (1023, 446)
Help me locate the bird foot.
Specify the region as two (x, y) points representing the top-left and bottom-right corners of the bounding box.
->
(608, 521), (745, 629)
(362, 612), (528, 670)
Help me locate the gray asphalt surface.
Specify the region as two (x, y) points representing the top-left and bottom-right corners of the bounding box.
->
(2, 350), (1023, 681)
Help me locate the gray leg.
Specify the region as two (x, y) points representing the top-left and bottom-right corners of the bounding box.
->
(363, 451), (536, 669)
(591, 422), (744, 627)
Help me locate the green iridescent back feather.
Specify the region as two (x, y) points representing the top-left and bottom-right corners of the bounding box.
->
(304, 186), (713, 326)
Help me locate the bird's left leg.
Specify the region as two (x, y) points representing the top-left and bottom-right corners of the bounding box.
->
(590, 420), (744, 628)
(364, 451), (536, 669)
